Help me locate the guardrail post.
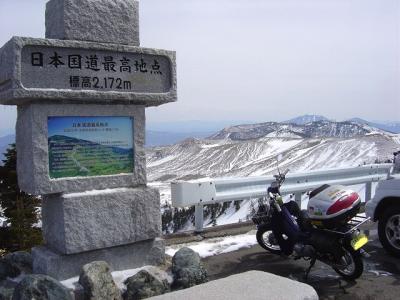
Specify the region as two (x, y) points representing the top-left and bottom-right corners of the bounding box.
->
(295, 192), (302, 208)
(195, 204), (204, 233)
(365, 182), (372, 202)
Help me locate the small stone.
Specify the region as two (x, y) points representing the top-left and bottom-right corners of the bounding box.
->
(12, 274), (72, 300)
(171, 247), (207, 289)
(0, 251), (32, 281)
(3, 251), (32, 276)
(123, 269), (169, 300)
(78, 261), (122, 300)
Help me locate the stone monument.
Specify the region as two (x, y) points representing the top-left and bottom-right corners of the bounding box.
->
(0, 0), (177, 280)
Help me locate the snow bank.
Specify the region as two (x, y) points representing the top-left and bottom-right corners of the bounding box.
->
(165, 231), (258, 258)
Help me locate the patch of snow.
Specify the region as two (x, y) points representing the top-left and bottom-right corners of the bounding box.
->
(147, 155), (177, 168)
(62, 265), (174, 292)
(111, 267), (145, 290)
(165, 231), (258, 258)
(63, 188), (131, 198)
(148, 182), (171, 206)
(368, 270), (393, 276)
(61, 275), (80, 290)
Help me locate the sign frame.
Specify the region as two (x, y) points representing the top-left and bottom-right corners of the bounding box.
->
(16, 103), (146, 195)
(0, 37), (177, 106)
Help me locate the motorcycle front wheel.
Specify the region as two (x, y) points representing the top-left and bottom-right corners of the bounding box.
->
(256, 223), (282, 255)
(332, 245), (363, 281)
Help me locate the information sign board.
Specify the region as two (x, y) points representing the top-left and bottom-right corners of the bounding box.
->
(48, 116), (134, 179)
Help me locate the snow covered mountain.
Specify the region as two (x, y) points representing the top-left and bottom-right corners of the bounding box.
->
(284, 114), (330, 125)
(208, 120), (373, 141)
(348, 118), (400, 134)
(147, 120), (399, 182)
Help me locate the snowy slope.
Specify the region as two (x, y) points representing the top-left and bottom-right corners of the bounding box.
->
(147, 120), (399, 231)
(147, 134), (399, 182)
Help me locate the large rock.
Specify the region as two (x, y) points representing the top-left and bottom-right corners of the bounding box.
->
(123, 269), (169, 300)
(78, 261), (122, 300)
(12, 274), (72, 300)
(0, 279), (17, 300)
(171, 248), (207, 289)
(0, 251), (32, 281)
(146, 271), (318, 300)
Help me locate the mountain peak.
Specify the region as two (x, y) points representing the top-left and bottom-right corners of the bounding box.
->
(284, 114), (330, 125)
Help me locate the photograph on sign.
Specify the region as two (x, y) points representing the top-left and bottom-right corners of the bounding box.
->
(48, 116), (134, 179)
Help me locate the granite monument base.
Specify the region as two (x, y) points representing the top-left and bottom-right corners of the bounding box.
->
(42, 186), (161, 254)
(32, 238), (165, 281)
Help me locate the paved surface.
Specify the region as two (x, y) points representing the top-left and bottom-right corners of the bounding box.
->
(203, 227), (400, 300)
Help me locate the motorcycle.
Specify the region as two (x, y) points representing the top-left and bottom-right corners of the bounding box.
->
(252, 164), (370, 280)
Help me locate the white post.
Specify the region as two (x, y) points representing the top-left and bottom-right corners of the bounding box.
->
(195, 204), (204, 233)
(365, 182), (372, 202)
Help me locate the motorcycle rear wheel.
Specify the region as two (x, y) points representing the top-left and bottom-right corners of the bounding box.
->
(256, 223), (282, 255)
(332, 245), (363, 281)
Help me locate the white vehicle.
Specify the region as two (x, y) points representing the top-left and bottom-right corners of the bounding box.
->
(365, 151), (400, 257)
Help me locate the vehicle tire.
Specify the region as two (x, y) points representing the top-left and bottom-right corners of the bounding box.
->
(332, 244), (363, 281)
(256, 223), (282, 255)
(378, 206), (400, 258)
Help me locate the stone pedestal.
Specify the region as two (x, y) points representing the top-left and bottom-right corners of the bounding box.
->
(32, 238), (165, 281)
(42, 187), (161, 254)
(46, 0), (140, 45)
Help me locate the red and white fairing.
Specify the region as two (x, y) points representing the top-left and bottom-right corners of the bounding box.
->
(307, 185), (361, 220)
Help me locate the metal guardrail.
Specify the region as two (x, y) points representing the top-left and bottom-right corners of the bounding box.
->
(171, 164), (392, 232)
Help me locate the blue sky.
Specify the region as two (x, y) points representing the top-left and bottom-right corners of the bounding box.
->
(0, 0), (399, 133)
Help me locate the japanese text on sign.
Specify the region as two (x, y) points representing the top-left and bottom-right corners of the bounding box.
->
(21, 46), (171, 93)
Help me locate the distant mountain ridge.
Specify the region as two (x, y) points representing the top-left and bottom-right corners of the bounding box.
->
(209, 120), (374, 141)
(285, 114), (330, 125)
(348, 118), (400, 134)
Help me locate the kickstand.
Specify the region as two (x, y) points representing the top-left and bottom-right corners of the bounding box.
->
(304, 257), (316, 281)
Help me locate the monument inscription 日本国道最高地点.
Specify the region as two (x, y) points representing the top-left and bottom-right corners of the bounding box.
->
(21, 45), (171, 93)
